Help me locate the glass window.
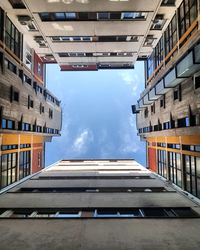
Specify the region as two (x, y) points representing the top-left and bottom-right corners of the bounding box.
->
(98, 12), (110, 20)
(19, 151), (31, 180)
(196, 157), (200, 176)
(54, 12), (65, 20)
(65, 12), (76, 19)
(1, 171), (7, 188)
(5, 17), (21, 58)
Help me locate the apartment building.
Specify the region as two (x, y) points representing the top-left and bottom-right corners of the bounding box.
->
(0, 0), (181, 71)
(0, 1), (62, 190)
(0, 159), (199, 249)
(133, 0), (200, 199)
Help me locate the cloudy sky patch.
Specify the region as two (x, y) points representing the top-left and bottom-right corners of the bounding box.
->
(45, 62), (146, 166)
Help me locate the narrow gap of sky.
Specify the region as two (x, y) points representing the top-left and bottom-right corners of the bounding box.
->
(45, 62), (146, 166)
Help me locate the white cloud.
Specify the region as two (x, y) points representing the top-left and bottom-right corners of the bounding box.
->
(118, 114), (141, 154)
(72, 129), (93, 152)
(119, 71), (140, 95)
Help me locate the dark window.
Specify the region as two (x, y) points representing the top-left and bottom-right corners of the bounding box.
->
(40, 103), (44, 114)
(164, 14), (177, 58)
(160, 95), (165, 108)
(1, 119), (15, 130)
(110, 12), (121, 19)
(28, 96), (34, 109)
(0, 8), (4, 42)
(98, 12), (110, 20)
(0, 207), (198, 219)
(144, 107), (148, 118)
(20, 144), (31, 149)
(151, 103), (155, 113)
(51, 35), (138, 43)
(8, 0), (26, 9)
(5, 59), (17, 74)
(13, 91), (19, 102)
(183, 155), (200, 198)
(178, 0), (198, 39)
(168, 152), (182, 187)
(5, 17), (21, 58)
(1, 144), (18, 151)
(24, 74), (32, 85)
(22, 123), (31, 131)
(174, 85), (181, 101)
(19, 151), (31, 180)
(174, 89), (178, 100)
(49, 109), (53, 119)
(10, 86), (19, 102)
(158, 150), (167, 178)
(177, 117), (190, 128)
(36, 126), (42, 133)
(163, 121), (170, 130)
(0, 152), (18, 189)
(161, 0), (175, 6)
(194, 75), (200, 89)
(142, 208), (167, 217)
(40, 11), (147, 22)
(99, 36), (116, 42)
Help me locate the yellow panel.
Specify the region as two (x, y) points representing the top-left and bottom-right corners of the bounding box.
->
(148, 146), (200, 157)
(147, 137), (156, 143)
(147, 136), (200, 145)
(1, 134), (19, 145)
(181, 136), (200, 145)
(20, 134), (32, 144)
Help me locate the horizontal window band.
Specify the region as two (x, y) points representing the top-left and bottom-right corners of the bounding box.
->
(38, 11), (149, 22)
(11, 187), (172, 193)
(31, 175), (154, 180)
(0, 207), (198, 219)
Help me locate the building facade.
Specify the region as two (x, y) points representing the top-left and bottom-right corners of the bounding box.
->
(0, 159), (200, 249)
(0, 0), (182, 71)
(0, 2), (62, 190)
(133, 0), (200, 200)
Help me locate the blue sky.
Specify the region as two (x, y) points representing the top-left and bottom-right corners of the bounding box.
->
(45, 61), (146, 166)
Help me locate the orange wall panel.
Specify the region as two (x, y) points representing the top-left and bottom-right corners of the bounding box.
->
(32, 143), (43, 174)
(148, 147), (157, 172)
(34, 52), (44, 83)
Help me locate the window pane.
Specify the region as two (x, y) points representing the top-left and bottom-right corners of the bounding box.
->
(186, 174), (191, 193)
(65, 12), (76, 19)
(185, 155), (190, 173)
(176, 153), (181, 170)
(191, 176), (196, 196)
(12, 166), (16, 183)
(1, 171), (7, 188)
(1, 155), (7, 171)
(196, 157), (200, 177)
(12, 153), (17, 167)
(54, 12), (65, 20)
(7, 154), (12, 170)
(177, 170), (182, 187)
(7, 168), (12, 185)
(197, 177), (200, 198)
(191, 156), (195, 175)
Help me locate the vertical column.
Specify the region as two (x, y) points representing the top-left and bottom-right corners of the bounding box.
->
(31, 134), (33, 174)
(179, 135), (185, 190)
(17, 134), (20, 181)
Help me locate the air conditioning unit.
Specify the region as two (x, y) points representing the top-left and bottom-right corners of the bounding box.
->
(34, 36), (44, 42)
(144, 35), (155, 46)
(17, 15), (31, 25)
